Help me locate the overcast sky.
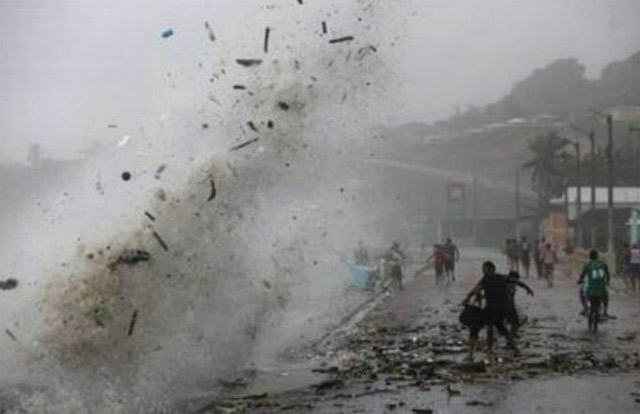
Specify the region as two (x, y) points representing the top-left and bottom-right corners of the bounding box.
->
(1, 0), (639, 162)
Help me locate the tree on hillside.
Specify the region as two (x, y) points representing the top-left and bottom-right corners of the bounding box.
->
(522, 132), (572, 215)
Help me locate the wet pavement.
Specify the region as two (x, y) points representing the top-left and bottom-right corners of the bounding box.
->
(196, 248), (640, 414)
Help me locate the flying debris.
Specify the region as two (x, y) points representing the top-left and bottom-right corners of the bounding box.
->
(152, 231), (169, 252)
(144, 211), (156, 221)
(329, 36), (354, 44)
(118, 249), (151, 265)
(155, 164), (167, 179)
(264, 27), (271, 53)
(208, 179), (217, 201)
(121, 171), (132, 181)
(247, 121), (258, 132)
(229, 138), (260, 152)
(322, 21), (328, 35)
(0, 278), (18, 290)
(236, 59), (263, 67)
(204, 21), (215, 42)
(161, 28), (174, 39)
(278, 102), (290, 111)
(127, 310), (139, 336)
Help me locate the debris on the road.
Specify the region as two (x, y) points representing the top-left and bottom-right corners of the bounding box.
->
(236, 59), (263, 67)
(466, 400), (493, 407)
(411, 409), (433, 414)
(144, 211), (156, 221)
(118, 249), (151, 265)
(0, 278), (18, 290)
(322, 21), (327, 34)
(161, 28), (174, 39)
(329, 36), (354, 44)
(233, 85), (247, 90)
(208, 179), (217, 201)
(264, 27), (271, 53)
(218, 378), (248, 389)
(108, 124), (118, 128)
(267, 120), (274, 129)
(155, 164), (167, 179)
(315, 379), (345, 392)
(204, 21), (215, 42)
(446, 384), (461, 396)
(152, 231), (169, 252)
(127, 310), (138, 336)
(278, 102), (290, 111)
(121, 171), (132, 181)
(202, 123), (209, 130)
(229, 138), (259, 152)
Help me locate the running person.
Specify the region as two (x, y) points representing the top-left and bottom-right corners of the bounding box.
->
(505, 270), (534, 338)
(542, 242), (557, 287)
(443, 238), (460, 282)
(519, 237), (531, 278)
(577, 250), (610, 332)
(432, 244), (446, 285)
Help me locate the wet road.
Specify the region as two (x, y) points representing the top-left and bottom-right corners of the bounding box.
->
(200, 248), (640, 414)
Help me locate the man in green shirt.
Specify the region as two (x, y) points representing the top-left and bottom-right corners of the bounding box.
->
(577, 250), (610, 332)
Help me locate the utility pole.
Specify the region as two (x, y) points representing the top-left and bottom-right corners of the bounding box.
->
(590, 130), (596, 249)
(472, 176), (478, 245)
(515, 168), (520, 240)
(606, 114), (614, 254)
(574, 141), (582, 248)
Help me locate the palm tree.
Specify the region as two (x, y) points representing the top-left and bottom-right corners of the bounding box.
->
(522, 131), (572, 216)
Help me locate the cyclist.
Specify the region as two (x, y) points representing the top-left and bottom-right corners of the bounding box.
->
(577, 250), (610, 332)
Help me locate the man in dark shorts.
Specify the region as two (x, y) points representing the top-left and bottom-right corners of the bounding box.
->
(443, 238), (460, 282)
(505, 270), (534, 337)
(463, 261), (533, 356)
(577, 250), (610, 331)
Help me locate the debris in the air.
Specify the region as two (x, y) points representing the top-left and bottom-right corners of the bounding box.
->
(247, 121), (258, 132)
(411, 409), (433, 414)
(0, 279), (18, 290)
(202, 123), (209, 130)
(152, 231), (169, 252)
(466, 400), (493, 407)
(233, 85), (247, 90)
(278, 102), (290, 111)
(322, 21), (327, 34)
(4, 329), (17, 342)
(144, 211), (156, 221)
(204, 22), (216, 42)
(264, 27), (271, 53)
(155, 164), (167, 179)
(329, 36), (354, 44)
(118, 135), (131, 147)
(121, 171), (132, 181)
(236, 59), (262, 67)
(297, 0), (303, 4)
(127, 310), (138, 336)
(161, 28), (174, 39)
(267, 120), (274, 129)
(108, 124), (118, 128)
(229, 138), (259, 152)
(208, 179), (217, 201)
(118, 249), (151, 265)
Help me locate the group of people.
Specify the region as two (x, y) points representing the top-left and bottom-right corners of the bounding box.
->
(620, 242), (640, 293)
(505, 237), (559, 287)
(425, 238), (460, 285)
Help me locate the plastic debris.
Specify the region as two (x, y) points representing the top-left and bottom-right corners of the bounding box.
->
(264, 27), (271, 53)
(152, 231), (169, 252)
(121, 171), (132, 181)
(229, 138), (259, 152)
(0, 279), (18, 290)
(329, 36), (354, 44)
(127, 310), (138, 336)
(161, 28), (174, 38)
(236, 59), (262, 67)
(208, 179), (217, 201)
